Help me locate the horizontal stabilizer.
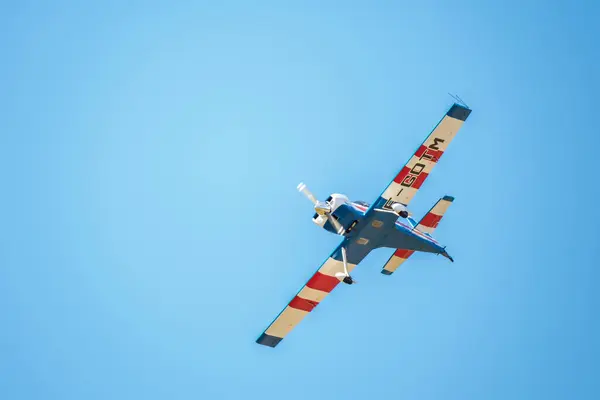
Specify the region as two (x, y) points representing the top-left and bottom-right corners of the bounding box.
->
(415, 195), (454, 234)
(381, 249), (415, 275)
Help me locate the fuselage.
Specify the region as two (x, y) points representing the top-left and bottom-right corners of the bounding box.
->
(312, 194), (446, 256)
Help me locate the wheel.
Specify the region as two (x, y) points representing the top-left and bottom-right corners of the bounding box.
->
(399, 210), (409, 218)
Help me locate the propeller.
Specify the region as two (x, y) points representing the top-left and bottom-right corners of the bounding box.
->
(297, 182), (317, 205)
(297, 182), (345, 235)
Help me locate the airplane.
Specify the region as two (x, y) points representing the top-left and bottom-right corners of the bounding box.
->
(256, 102), (472, 348)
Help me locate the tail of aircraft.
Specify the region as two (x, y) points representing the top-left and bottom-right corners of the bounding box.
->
(381, 195), (454, 275)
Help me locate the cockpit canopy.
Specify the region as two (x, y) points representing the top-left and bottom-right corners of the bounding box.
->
(353, 200), (370, 207)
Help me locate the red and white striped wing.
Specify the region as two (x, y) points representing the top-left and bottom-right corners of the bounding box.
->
(380, 104), (471, 207)
(256, 246), (356, 348)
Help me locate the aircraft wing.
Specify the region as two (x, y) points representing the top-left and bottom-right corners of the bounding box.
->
(256, 239), (369, 348)
(372, 103), (471, 211)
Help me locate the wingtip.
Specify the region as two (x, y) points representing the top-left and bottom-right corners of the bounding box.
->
(256, 333), (283, 348)
(447, 104), (472, 121)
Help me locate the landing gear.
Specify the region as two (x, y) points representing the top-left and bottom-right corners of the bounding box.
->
(335, 247), (357, 285)
(391, 202), (409, 218)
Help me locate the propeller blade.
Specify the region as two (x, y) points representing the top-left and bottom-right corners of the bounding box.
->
(327, 214), (345, 235)
(297, 182), (317, 205)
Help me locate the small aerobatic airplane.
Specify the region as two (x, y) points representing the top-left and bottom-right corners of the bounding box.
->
(256, 102), (472, 348)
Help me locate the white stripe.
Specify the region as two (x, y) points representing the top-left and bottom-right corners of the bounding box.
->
(383, 255), (408, 273)
(297, 286), (329, 303)
(265, 306), (309, 338)
(416, 225), (435, 234)
(319, 257), (357, 278)
(429, 199), (452, 216)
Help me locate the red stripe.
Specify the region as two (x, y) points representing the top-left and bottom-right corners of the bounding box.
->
(306, 272), (339, 293)
(289, 296), (318, 312)
(393, 166), (411, 184)
(414, 145), (443, 162)
(393, 166), (429, 189)
(419, 213), (442, 228)
(412, 172), (429, 189)
(394, 249), (414, 259)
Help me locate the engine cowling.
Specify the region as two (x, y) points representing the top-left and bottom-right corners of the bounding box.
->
(312, 194), (349, 227)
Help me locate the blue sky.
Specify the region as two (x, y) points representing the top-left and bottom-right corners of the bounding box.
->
(1, 1), (599, 399)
